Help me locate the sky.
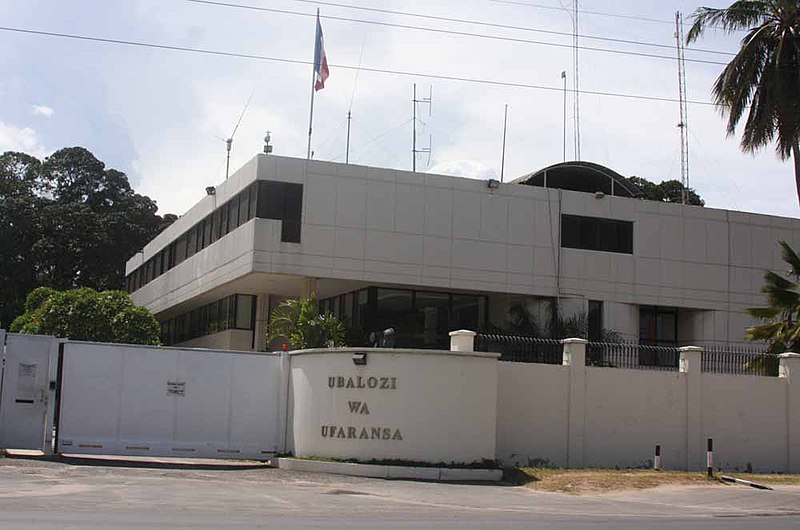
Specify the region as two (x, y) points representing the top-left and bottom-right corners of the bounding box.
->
(0, 0), (797, 218)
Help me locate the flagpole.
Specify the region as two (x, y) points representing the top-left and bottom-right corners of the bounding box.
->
(307, 9), (319, 159)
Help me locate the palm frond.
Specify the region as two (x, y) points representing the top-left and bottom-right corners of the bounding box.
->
(686, 1), (773, 43)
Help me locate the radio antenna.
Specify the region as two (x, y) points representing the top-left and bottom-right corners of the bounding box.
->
(218, 89), (255, 180)
(675, 11), (690, 204)
(412, 83), (433, 172)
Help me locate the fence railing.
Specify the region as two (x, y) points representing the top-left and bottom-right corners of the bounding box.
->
(701, 344), (778, 377)
(473, 332), (780, 377)
(474, 334), (562, 364)
(585, 341), (680, 372)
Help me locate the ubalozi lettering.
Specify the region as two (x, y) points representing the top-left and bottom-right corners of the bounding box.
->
(328, 376), (397, 390)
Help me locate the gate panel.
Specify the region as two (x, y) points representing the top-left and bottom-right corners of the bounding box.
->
(57, 342), (283, 459)
(0, 334), (57, 451)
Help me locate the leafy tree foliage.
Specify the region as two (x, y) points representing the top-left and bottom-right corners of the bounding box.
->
(746, 241), (800, 353)
(10, 287), (160, 345)
(687, 1), (800, 205)
(268, 296), (346, 349)
(0, 147), (175, 327)
(627, 176), (705, 206)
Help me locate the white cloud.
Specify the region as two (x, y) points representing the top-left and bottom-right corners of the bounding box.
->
(31, 104), (54, 117)
(430, 159), (498, 181)
(0, 122), (48, 158)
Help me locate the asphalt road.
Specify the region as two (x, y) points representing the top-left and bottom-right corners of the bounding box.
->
(1, 455), (798, 529)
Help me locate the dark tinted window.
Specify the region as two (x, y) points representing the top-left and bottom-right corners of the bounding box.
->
(186, 226), (196, 258)
(561, 214), (633, 254)
(238, 187), (250, 225)
(228, 195), (240, 232)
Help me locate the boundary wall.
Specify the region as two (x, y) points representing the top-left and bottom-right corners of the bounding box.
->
(492, 338), (800, 473)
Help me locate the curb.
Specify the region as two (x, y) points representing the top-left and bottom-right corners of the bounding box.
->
(720, 475), (773, 490)
(277, 458), (503, 482)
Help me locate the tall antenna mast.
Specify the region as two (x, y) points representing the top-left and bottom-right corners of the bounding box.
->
(573, 0), (581, 161)
(500, 104), (509, 183)
(675, 11), (690, 204)
(346, 111), (352, 163)
(412, 83), (432, 172)
(220, 90), (254, 180)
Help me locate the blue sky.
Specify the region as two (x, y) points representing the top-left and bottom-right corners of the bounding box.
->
(1, 0), (798, 218)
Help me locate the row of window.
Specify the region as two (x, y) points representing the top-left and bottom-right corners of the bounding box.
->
(160, 294), (256, 346)
(320, 287), (488, 350)
(561, 214), (634, 254)
(126, 180), (303, 293)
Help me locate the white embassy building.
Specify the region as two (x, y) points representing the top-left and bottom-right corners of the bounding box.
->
(125, 154), (800, 352)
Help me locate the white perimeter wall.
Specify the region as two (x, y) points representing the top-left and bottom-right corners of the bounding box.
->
(57, 342), (285, 460)
(497, 350), (800, 472)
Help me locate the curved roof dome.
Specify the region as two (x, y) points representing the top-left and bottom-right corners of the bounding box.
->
(511, 161), (641, 198)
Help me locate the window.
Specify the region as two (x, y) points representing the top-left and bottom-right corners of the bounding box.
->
(238, 187), (250, 226)
(203, 216), (212, 248)
(186, 226), (197, 258)
(321, 287), (488, 349)
(228, 194), (240, 232)
(256, 180), (303, 243)
(159, 294), (258, 346)
(212, 208), (222, 242)
(588, 301), (603, 342)
(639, 306), (678, 367)
(235, 295), (256, 329)
(561, 214), (633, 254)
(174, 234), (187, 266)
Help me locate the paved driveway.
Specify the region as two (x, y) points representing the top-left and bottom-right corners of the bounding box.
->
(0, 455), (798, 529)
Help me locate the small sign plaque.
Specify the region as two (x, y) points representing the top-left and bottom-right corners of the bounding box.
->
(167, 380), (186, 397)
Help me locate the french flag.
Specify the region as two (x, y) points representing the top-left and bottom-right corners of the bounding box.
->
(313, 16), (329, 91)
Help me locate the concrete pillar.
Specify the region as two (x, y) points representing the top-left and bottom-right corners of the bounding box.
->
(449, 330), (477, 352)
(562, 338), (587, 468)
(780, 353), (800, 472)
(679, 346), (703, 470)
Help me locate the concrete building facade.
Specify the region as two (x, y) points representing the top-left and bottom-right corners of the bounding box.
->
(125, 154), (800, 351)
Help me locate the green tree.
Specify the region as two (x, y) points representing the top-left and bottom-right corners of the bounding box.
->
(687, 1), (800, 205)
(627, 176), (705, 206)
(9, 287), (160, 345)
(0, 147), (175, 326)
(746, 240), (800, 353)
(268, 296), (346, 349)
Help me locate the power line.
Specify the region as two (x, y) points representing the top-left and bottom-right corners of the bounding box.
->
(183, 0), (730, 65)
(276, 0), (735, 56)
(0, 25), (722, 107)
(491, 0), (678, 25)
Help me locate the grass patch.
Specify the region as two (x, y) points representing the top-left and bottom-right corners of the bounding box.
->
(726, 473), (800, 485)
(514, 467), (719, 494)
(513, 468), (800, 494)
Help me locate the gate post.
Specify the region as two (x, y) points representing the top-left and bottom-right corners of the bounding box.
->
(563, 338), (587, 468)
(780, 353), (800, 472)
(679, 346), (703, 470)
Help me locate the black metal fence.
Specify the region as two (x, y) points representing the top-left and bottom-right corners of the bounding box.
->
(701, 344), (778, 376)
(475, 333), (780, 377)
(585, 341), (680, 371)
(474, 334), (563, 364)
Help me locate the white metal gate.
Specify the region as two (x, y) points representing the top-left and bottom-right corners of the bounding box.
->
(57, 342), (286, 460)
(0, 333), (58, 452)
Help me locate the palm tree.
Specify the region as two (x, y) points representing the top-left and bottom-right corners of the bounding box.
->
(686, 2), (800, 205)
(746, 240), (800, 354)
